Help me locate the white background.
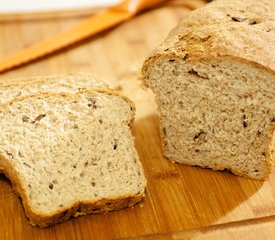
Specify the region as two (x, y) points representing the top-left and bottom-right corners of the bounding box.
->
(0, 0), (120, 14)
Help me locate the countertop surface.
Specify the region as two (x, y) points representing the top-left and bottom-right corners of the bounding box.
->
(0, 1), (275, 239)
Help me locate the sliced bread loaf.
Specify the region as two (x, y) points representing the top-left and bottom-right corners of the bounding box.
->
(0, 73), (108, 105)
(0, 89), (146, 227)
(141, 0), (275, 180)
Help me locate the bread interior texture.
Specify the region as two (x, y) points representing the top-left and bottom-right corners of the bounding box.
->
(144, 58), (275, 179)
(0, 91), (145, 218)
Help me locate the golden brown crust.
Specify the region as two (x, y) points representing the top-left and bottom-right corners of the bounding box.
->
(28, 195), (144, 228)
(142, 0), (275, 84)
(267, 124), (275, 167)
(0, 165), (144, 228)
(142, 0), (275, 77)
(0, 89), (144, 227)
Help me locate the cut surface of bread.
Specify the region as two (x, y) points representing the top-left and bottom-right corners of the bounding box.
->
(0, 89), (146, 227)
(0, 73), (108, 105)
(142, 0), (275, 180)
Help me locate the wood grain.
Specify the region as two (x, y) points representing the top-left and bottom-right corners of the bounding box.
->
(0, 0), (275, 239)
(129, 215), (275, 239)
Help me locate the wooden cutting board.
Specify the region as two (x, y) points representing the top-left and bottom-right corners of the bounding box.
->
(1, 1), (275, 239)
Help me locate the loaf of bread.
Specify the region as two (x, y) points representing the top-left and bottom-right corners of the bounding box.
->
(0, 80), (146, 227)
(0, 73), (108, 105)
(142, 0), (275, 180)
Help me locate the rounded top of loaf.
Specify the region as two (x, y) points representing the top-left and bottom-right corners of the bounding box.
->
(142, 0), (275, 74)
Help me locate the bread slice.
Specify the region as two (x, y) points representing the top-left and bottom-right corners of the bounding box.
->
(141, 0), (275, 180)
(0, 73), (108, 105)
(0, 89), (146, 227)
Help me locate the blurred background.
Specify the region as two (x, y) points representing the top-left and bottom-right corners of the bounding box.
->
(0, 0), (122, 19)
(0, 0), (119, 13)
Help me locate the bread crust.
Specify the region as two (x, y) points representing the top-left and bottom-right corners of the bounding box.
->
(142, 0), (275, 76)
(0, 73), (108, 88)
(0, 88), (136, 127)
(0, 89), (145, 227)
(141, 0), (275, 180)
(0, 162), (144, 227)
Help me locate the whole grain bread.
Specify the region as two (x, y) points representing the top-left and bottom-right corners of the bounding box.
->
(0, 89), (146, 227)
(0, 73), (108, 105)
(141, 0), (275, 180)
